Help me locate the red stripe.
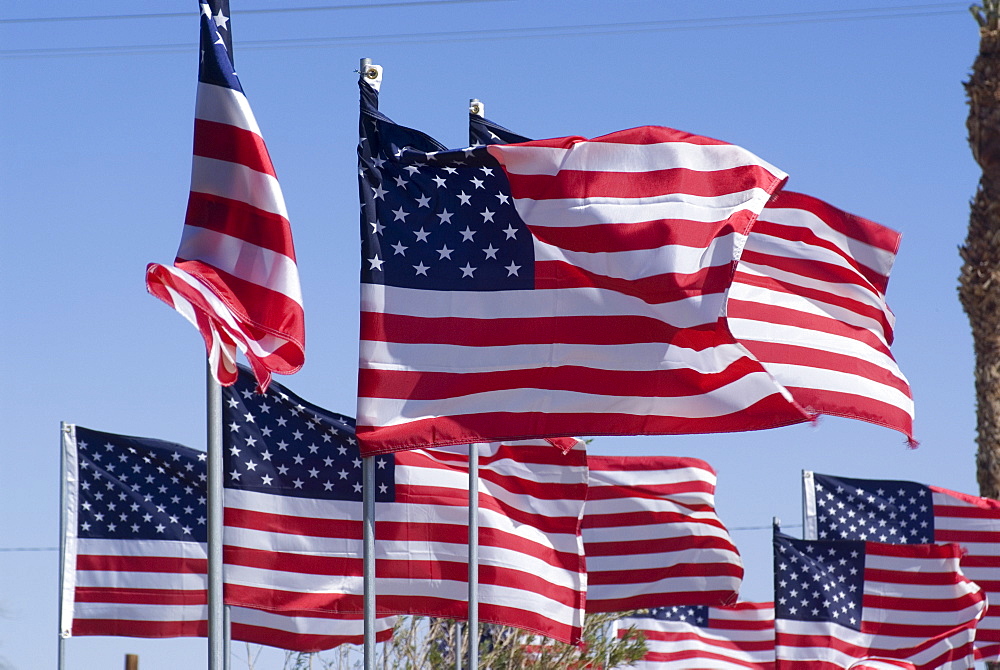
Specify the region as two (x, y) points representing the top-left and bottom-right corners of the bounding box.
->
(74, 586), (206, 605)
(767, 191), (901, 255)
(584, 481), (716, 501)
(360, 311), (719, 348)
(184, 192), (294, 257)
(588, 561), (741, 586)
(231, 622), (391, 652)
(193, 118), (277, 177)
(505, 126), (735, 148)
(356, 396), (808, 455)
(535, 258), (734, 306)
(504, 164), (781, 200)
(587, 455), (713, 473)
(72, 618), (207, 638)
(530, 218), (734, 254)
(358, 359), (772, 401)
(76, 554), (207, 574)
(584, 509), (724, 530)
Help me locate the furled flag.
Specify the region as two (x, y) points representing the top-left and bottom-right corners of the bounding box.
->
(145, 2), (304, 391)
(221, 366), (588, 644)
(727, 192), (913, 442)
(616, 602), (775, 669)
(583, 455), (743, 612)
(356, 75), (814, 455)
(773, 531), (984, 669)
(472, 115), (914, 444)
(59, 424), (393, 651)
(803, 471), (1000, 662)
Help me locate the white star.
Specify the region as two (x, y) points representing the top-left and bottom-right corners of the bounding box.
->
(392, 206), (409, 222)
(460, 263), (476, 277)
(416, 194), (432, 208)
(213, 8), (229, 31)
(432, 175), (447, 188)
(470, 177), (485, 189)
(413, 261), (430, 276)
(505, 261), (521, 277)
(480, 208), (495, 223)
(457, 191), (472, 206)
(413, 227), (431, 242)
(495, 192), (510, 205)
(391, 241), (408, 256)
(437, 209), (453, 224)
(482, 244), (499, 260)
(503, 224), (518, 239)
(370, 220), (385, 235)
(460, 227), (476, 242)
(368, 255), (384, 271)
(371, 184), (387, 200)
(437, 245), (454, 260)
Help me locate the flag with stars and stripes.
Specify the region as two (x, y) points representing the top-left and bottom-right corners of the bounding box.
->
(473, 115), (914, 446)
(583, 456), (743, 613)
(616, 602), (775, 669)
(356, 78), (814, 456)
(146, 2), (304, 392)
(803, 471), (1000, 662)
(773, 532), (984, 670)
(59, 424), (394, 650)
(221, 366), (589, 644)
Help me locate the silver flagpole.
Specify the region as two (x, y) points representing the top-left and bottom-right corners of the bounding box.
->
(58, 422), (69, 670)
(363, 454), (377, 670)
(801, 470), (817, 540)
(207, 365), (225, 670)
(468, 443), (479, 670)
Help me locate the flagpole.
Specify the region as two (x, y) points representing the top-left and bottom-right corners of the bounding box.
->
(58, 422), (69, 670)
(801, 470), (816, 540)
(468, 443), (479, 670)
(363, 453), (377, 670)
(207, 365), (226, 670)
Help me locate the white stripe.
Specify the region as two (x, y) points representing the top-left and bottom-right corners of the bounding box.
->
(514, 190), (773, 227)
(74, 571), (208, 590)
(533, 232), (743, 281)
(587, 465), (715, 490)
(176, 227), (303, 305)
(362, 283), (725, 327)
(755, 362), (913, 410)
(586, 546), (738, 573)
(492, 139), (784, 177)
(190, 155), (288, 219)
(231, 608), (395, 635)
(73, 602), (207, 623)
(584, 522), (734, 545)
(357, 369), (787, 428)
(757, 205), (897, 277)
(195, 81), (261, 136)
(76, 537), (207, 558)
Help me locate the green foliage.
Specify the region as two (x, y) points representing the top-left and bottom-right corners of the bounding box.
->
(971, 1), (1000, 29)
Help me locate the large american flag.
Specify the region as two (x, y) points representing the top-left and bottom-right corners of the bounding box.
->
(616, 602), (775, 669)
(356, 79), (813, 455)
(221, 367), (589, 644)
(773, 532), (984, 669)
(803, 471), (1000, 662)
(146, 2), (304, 391)
(728, 192), (913, 442)
(59, 425), (393, 651)
(474, 116), (914, 445)
(583, 456), (743, 613)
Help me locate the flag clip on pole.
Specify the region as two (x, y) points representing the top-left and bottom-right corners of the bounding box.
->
(58, 422), (78, 670)
(207, 365), (226, 670)
(801, 471), (817, 540)
(359, 57), (382, 92)
(467, 443), (479, 670)
(469, 98), (485, 118)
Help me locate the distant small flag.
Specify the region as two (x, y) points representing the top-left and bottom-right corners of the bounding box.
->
(221, 367), (588, 644)
(617, 602), (775, 669)
(773, 532), (984, 669)
(59, 424), (392, 650)
(146, 2), (303, 391)
(803, 471), (1000, 662)
(583, 456), (743, 612)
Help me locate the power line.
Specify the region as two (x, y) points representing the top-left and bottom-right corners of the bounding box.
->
(0, 547), (58, 552)
(0, 0), (512, 24)
(0, 4), (967, 59)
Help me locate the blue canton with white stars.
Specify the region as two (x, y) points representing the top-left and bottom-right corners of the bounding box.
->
(222, 367), (395, 501)
(813, 473), (935, 544)
(358, 83), (534, 292)
(74, 426), (207, 542)
(774, 533), (866, 631)
(648, 605), (709, 627)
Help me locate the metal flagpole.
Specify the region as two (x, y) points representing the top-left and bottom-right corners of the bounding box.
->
(207, 365), (226, 670)
(801, 470), (817, 540)
(58, 422), (70, 670)
(467, 443), (479, 670)
(363, 454), (377, 670)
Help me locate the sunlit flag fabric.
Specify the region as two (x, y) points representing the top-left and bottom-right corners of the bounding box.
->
(583, 456), (743, 613)
(803, 471), (1000, 662)
(355, 77), (815, 455)
(59, 425), (393, 651)
(772, 532), (984, 670)
(221, 367), (588, 644)
(473, 116), (914, 445)
(616, 602), (775, 669)
(727, 192), (913, 442)
(145, 3), (304, 391)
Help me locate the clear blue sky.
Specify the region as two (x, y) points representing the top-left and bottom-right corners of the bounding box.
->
(0, 1), (986, 668)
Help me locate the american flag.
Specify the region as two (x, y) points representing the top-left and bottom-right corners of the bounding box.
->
(146, 2), (304, 391)
(474, 116), (913, 445)
(727, 191), (913, 442)
(59, 425), (393, 651)
(773, 532), (984, 670)
(803, 471), (1000, 662)
(221, 367), (589, 644)
(847, 659), (917, 670)
(616, 602), (775, 669)
(583, 456), (743, 613)
(356, 79), (813, 455)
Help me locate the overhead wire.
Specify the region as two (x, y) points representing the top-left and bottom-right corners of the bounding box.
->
(1, 3), (967, 59)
